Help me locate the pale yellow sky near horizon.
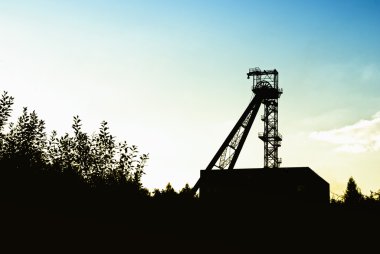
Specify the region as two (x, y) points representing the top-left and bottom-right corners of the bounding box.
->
(1, 0), (380, 197)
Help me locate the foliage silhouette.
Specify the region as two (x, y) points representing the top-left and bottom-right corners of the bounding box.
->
(0, 91), (150, 217)
(3, 90), (380, 253)
(343, 176), (364, 206)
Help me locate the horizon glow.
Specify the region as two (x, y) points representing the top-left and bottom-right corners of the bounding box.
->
(1, 0), (380, 195)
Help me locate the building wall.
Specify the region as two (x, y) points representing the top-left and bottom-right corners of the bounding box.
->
(199, 167), (330, 205)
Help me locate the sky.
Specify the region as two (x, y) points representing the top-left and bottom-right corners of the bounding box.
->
(1, 0), (380, 196)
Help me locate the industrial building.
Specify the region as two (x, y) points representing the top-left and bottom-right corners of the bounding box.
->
(191, 68), (330, 206)
(199, 167), (330, 205)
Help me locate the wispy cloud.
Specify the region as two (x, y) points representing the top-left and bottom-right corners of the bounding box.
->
(310, 112), (380, 153)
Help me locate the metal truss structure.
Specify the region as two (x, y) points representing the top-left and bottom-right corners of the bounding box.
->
(249, 68), (283, 168)
(192, 67), (283, 194)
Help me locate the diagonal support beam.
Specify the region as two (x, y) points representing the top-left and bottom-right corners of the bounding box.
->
(191, 94), (263, 194)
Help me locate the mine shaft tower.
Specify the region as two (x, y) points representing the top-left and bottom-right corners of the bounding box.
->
(192, 67), (283, 193)
(249, 68), (283, 168)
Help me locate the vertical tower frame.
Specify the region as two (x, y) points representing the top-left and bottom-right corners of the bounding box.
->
(248, 67), (283, 168)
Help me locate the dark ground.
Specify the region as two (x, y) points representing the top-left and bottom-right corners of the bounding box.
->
(1, 201), (380, 253)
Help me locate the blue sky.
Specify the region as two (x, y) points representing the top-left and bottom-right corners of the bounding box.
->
(1, 0), (380, 195)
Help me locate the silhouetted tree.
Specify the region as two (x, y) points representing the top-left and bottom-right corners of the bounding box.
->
(179, 183), (191, 194)
(330, 196), (343, 207)
(1, 107), (47, 167)
(368, 190), (380, 201)
(152, 183), (175, 198)
(343, 177), (364, 207)
(179, 183), (197, 200)
(44, 115), (149, 194)
(0, 91), (14, 132)
(163, 182), (178, 199)
(0, 90), (150, 212)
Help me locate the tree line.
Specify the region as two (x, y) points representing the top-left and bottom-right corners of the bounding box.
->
(0, 91), (196, 218)
(3, 90), (380, 253)
(331, 176), (380, 209)
(1, 90), (379, 216)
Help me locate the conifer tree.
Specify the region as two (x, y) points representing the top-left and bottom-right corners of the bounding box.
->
(343, 177), (364, 206)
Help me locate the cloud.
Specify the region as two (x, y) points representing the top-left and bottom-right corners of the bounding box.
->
(310, 111), (380, 153)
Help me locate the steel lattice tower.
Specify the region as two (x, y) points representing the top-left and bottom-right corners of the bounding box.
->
(191, 67), (283, 194)
(248, 68), (282, 168)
